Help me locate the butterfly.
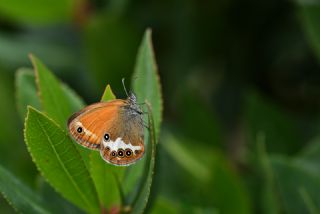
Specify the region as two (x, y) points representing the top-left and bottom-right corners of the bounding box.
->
(67, 88), (145, 166)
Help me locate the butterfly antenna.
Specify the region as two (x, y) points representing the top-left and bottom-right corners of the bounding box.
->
(122, 78), (129, 97)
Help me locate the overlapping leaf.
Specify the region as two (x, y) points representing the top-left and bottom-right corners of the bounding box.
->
(15, 68), (41, 119)
(30, 54), (83, 129)
(24, 107), (100, 213)
(132, 29), (163, 138)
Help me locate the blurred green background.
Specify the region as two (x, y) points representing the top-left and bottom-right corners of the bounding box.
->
(1, 0), (320, 213)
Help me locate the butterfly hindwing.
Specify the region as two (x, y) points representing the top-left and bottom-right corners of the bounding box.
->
(100, 103), (145, 166)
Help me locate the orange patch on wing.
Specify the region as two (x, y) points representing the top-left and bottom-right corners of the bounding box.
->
(68, 99), (126, 150)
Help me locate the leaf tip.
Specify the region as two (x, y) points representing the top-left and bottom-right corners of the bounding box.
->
(101, 84), (116, 102)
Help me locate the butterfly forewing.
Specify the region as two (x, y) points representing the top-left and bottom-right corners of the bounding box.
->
(68, 100), (124, 150)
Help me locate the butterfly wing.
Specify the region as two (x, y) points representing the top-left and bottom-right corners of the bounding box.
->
(68, 100), (125, 150)
(100, 103), (145, 166)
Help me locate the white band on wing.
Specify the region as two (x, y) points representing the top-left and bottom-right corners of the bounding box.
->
(74, 121), (98, 140)
(102, 137), (141, 152)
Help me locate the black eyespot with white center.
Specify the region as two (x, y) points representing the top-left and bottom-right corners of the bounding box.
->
(104, 133), (110, 141)
(125, 149), (132, 157)
(77, 127), (83, 133)
(111, 151), (116, 157)
(117, 149), (124, 157)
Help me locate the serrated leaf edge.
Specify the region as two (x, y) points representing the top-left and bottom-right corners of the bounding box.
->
(23, 106), (99, 213)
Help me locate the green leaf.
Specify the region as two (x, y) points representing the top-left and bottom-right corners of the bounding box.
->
(29, 55), (91, 167)
(122, 29), (162, 208)
(16, 67), (85, 121)
(24, 106), (100, 213)
(101, 84), (116, 101)
(30, 54), (83, 129)
(0, 0), (76, 25)
(61, 82), (85, 114)
(90, 153), (126, 209)
(15, 68), (41, 120)
(0, 164), (51, 214)
(132, 29), (163, 138)
(90, 84), (126, 209)
(130, 103), (157, 214)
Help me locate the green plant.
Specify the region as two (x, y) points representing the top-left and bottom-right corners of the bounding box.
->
(0, 29), (162, 214)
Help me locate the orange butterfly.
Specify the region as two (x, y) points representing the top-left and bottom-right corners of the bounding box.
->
(68, 89), (145, 166)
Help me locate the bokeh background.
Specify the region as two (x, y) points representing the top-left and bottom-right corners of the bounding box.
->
(0, 0), (320, 213)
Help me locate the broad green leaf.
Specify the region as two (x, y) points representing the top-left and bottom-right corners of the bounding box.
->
(15, 68), (41, 119)
(90, 153), (126, 209)
(24, 107), (100, 213)
(132, 29), (163, 138)
(0, 0), (76, 25)
(29, 55), (90, 167)
(16, 67), (85, 121)
(0, 164), (51, 214)
(90, 84), (126, 209)
(130, 103), (157, 214)
(30, 54), (81, 128)
(61, 82), (85, 113)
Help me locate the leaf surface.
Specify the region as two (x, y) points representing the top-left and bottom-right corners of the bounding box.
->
(15, 68), (41, 119)
(24, 107), (100, 213)
(132, 29), (163, 138)
(0, 164), (51, 214)
(130, 103), (157, 214)
(30, 54), (83, 129)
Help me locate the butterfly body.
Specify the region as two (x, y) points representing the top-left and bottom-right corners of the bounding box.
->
(68, 94), (145, 166)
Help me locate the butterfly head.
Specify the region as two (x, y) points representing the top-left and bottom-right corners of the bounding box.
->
(128, 92), (137, 104)
(126, 92), (143, 115)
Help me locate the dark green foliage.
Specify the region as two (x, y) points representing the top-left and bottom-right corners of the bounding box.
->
(0, 1), (320, 213)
